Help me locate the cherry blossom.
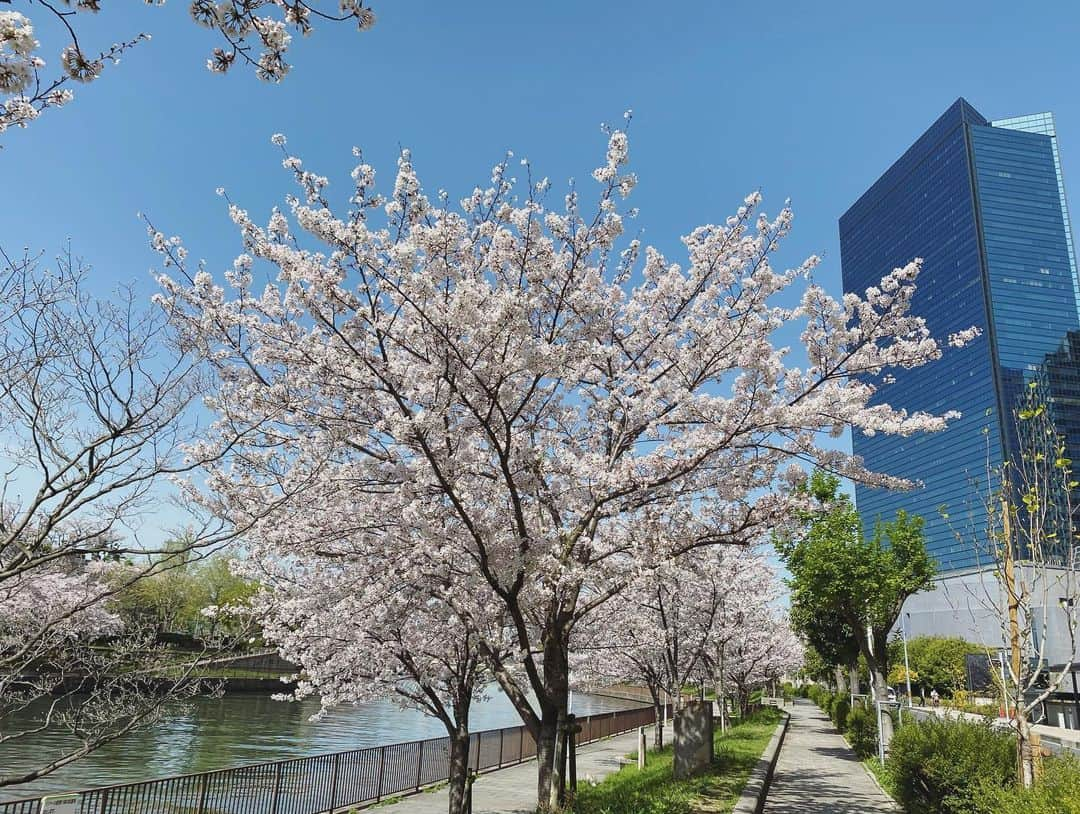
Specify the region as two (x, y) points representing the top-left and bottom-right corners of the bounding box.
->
(154, 124), (972, 807)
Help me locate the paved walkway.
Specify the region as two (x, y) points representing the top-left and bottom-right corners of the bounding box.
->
(762, 700), (898, 814)
(384, 721), (672, 814)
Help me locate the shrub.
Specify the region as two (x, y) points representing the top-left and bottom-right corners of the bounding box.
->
(971, 754), (1080, 814)
(846, 706), (879, 759)
(887, 716), (1015, 814)
(831, 699), (850, 731)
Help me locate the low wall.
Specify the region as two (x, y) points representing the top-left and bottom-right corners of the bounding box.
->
(732, 711), (790, 814)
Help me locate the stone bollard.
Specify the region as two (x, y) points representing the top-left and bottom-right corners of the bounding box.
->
(673, 700), (714, 779)
(638, 726), (647, 770)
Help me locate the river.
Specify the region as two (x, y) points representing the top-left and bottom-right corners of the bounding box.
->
(0, 690), (635, 802)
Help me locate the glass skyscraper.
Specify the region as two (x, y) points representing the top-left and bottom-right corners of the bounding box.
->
(839, 98), (1079, 572)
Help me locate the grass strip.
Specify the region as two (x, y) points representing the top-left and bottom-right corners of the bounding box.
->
(571, 708), (781, 814)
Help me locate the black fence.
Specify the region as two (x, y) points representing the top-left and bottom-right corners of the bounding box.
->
(1, 704), (662, 814)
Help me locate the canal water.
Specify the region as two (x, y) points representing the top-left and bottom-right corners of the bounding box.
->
(0, 690), (633, 801)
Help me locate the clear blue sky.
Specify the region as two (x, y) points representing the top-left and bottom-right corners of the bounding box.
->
(5, 0), (1080, 308)
(4, 0), (1080, 504)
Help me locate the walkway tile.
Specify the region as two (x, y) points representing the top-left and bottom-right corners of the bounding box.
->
(384, 722), (672, 814)
(762, 700), (898, 814)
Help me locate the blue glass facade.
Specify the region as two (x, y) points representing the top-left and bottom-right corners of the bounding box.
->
(839, 99), (1080, 572)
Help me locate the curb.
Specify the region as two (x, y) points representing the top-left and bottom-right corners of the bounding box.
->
(857, 759), (901, 810)
(731, 709), (791, 814)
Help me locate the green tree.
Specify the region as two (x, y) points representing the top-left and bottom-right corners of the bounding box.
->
(888, 636), (982, 697)
(777, 470), (937, 746)
(790, 596), (861, 695)
(107, 552), (258, 640)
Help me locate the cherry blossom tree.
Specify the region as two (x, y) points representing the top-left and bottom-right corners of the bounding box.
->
(576, 545), (775, 746)
(704, 549), (781, 728)
(0, 247), (248, 787)
(0, 1), (375, 140)
(235, 506), (509, 814)
(154, 121), (973, 808)
(721, 607), (803, 716)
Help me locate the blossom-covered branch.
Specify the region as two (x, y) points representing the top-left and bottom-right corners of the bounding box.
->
(0, 1), (375, 139)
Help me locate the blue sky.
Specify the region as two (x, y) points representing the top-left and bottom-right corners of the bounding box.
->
(3, 0), (1079, 526)
(6, 0), (1080, 310)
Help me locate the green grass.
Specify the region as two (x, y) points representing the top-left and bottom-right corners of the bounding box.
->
(861, 756), (898, 801)
(569, 708), (781, 814)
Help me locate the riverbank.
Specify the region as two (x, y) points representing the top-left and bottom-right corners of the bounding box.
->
(0, 691), (639, 802)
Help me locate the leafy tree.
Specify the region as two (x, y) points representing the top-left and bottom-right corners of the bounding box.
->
(777, 470), (936, 746)
(888, 636), (981, 697)
(107, 551), (258, 640)
(790, 595), (861, 695)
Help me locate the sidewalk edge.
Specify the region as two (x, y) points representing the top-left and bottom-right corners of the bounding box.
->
(731, 708), (791, 814)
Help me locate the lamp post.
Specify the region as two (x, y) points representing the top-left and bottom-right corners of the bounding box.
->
(1059, 597), (1079, 729)
(868, 622), (885, 764)
(902, 611), (913, 708)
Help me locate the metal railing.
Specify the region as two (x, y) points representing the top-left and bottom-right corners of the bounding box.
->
(1, 703), (662, 814)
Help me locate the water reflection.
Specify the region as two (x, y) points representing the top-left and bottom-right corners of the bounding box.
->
(0, 690), (631, 801)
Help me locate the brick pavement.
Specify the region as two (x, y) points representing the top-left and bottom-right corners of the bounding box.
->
(762, 700), (898, 814)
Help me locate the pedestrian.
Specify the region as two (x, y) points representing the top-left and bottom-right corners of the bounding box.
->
(930, 688), (940, 707)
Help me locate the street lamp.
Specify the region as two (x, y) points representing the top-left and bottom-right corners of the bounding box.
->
(1059, 597), (1080, 730)
(902, 611), (913, 708)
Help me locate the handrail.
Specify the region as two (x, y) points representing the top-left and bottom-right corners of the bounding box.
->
(0, 701), (664, 814)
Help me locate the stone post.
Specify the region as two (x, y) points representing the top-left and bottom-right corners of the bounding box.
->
(673, 700), (714, 778)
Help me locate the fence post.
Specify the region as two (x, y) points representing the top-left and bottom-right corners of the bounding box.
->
(498, 728), (504, 768)
(98, 789), (110, 814)
(416, 740), (425, 791)
(270, 762), (283, 814)
(519, 726), (525, 762)
(196, 772), (209, 814)
(474, 733), (481, 773)
(376, 745), (386, 802)
(638, 727), (647, 770)
(329, 752), (340, 811)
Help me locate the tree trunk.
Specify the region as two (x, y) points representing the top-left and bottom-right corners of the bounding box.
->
(871, 666), (894, 749)
(849, 661), (860, 699)
(1016, 707), (1035, 788)
(716, 646), (727, 734)
(535, 712), (563, 812)
(534, 631), (570, 811)
(649, 684), (665, 748)
(834, 665), (848, 696)
(447, 732), (471, 814)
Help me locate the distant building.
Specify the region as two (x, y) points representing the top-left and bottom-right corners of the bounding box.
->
(839, 98), (1080, 573)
